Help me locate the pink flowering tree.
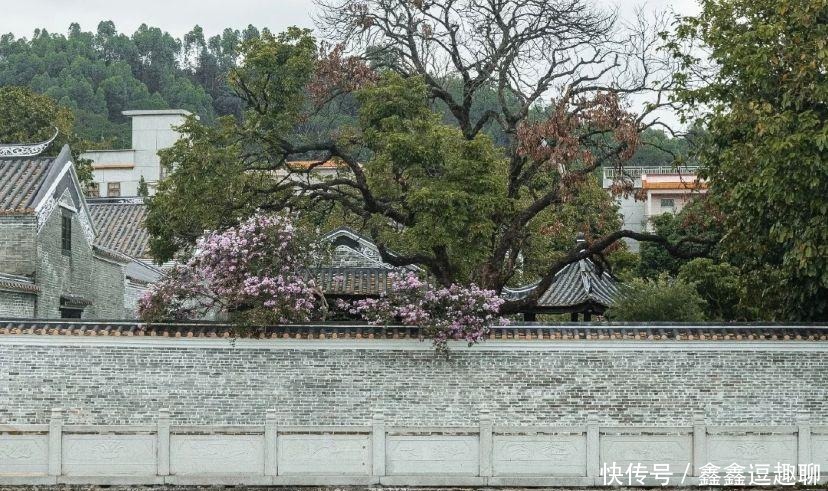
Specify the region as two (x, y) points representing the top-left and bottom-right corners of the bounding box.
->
(138, 213), (325, 325)
(337, 272), (507, 351)
(140, 213), (506, 350)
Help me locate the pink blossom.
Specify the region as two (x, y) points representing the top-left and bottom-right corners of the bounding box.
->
(138, 213), (321, 324)
(339, 272), (505, 351)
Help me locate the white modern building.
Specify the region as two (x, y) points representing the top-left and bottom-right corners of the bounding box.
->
(81, 109), (194, 197)
(602, 166), (706, 250)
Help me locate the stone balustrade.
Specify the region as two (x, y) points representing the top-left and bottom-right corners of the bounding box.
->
(1, 410), (825, 486)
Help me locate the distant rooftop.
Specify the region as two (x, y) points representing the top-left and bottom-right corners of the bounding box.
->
(603, 165), (700, 181)
(87, 197), (150, 258)
(122, 109), (193, 117)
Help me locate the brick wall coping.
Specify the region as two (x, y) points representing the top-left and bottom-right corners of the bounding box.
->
(0, 319), (826, 342)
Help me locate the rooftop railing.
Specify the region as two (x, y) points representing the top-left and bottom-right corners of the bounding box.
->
(603, 165), (700, 180)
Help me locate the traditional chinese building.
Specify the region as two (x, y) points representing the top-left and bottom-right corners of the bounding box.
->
(0, 138), (160, 319)
(86, 197), (163, 313)
(313, 227), (409, 300)
(503, 257), (620, 321)
(317, 228), (619, 320)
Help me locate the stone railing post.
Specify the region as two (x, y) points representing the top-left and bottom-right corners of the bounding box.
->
(479, 411), (493, 477)
(265, 409), (279, 476)
(586, 415), (599, 481)
(48, 408), (63, 477)
(797, 414), (811, 467)
(693, 414), (707, 476)
(157, 408), (171, 476)
(372, 412), (386, 477)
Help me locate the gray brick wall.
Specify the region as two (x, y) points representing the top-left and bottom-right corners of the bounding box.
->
(35, 208), (94, 318)
(31, 209), (126, 319)
(0, 216), (37, 275)
(0, 342), (824, 426)
(0, 291), (35, 317)
(86, 257), (128, 318)
(124, 281), (145, 317)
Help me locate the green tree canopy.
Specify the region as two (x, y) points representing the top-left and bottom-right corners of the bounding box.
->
(607, 274), (707, 322)
(145, 13), (708, 316)
(671, 0), (828, 320)
(0, 21), (248, 146)
(0, 85), (92, 182)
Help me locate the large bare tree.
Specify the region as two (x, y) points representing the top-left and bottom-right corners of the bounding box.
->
(151, 5), (711, 314)
(311, 0), (707, 310)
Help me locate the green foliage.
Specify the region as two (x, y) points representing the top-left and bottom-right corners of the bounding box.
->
(137, 176), (149, 198)
(515, 175), (624, 284)
(230, 27), (317, 136)
(146, 28), (318, 263)
(358, 74), (508, 282)
(606, 249), (640, 283)
(607, 274), (707, 322)
(146, 116), (280, 262)
(637, 213), (687, 278)
(671, 0), (828, 320)
(0, 85), (92, 182)
(677, 258), (756, 321)
(147, 28), (631, 291)
(637, 199), (722, 278)
(0, 21), (251, 147)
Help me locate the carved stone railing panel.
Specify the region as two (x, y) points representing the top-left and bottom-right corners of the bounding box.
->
(277, 434), (370, 475)
(0, 434), (48, 475)
(386, 435), (479, 475)
(707, 434), (797, 468)
(170, 434), (264, 475)
(811, 435), (828, 470)
(62, 434), (155, 476)
(493, 434), (586, 476)
(600, 434), (693, 472)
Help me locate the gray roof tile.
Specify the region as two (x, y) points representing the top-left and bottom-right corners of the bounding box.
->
(0, 156), (55, 213)
(536, 259), (620, 309)
(87, 199), (150, 258)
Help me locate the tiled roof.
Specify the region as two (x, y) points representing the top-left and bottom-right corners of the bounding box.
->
(126, 260), (163, 285)
(313, 267), (393, 296)
(0, 273), (39, 293)
(87, 198), (150, 258)
(503, 258), (620, 312)
(92, 244), (133, 264)
(0, 320), (826, 341)
(537, 259), (619, 309)
(60, 294), (92, 307)
(0, 156), (55, 213)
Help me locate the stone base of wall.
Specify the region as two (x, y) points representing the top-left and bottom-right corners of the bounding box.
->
(0, 486), (808, 491)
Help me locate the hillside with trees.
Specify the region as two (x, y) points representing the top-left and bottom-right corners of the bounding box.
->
(0, 20), (687, 163)
(0, 21), (260, 147)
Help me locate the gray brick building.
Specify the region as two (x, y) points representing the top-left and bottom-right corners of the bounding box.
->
(0, 143), (160, 319)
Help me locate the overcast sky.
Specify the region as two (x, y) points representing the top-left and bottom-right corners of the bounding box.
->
(0, 0), (699, 40)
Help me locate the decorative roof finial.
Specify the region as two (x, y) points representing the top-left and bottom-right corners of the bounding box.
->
(576, 231), (586, 244)
(0, 128), (59, 158)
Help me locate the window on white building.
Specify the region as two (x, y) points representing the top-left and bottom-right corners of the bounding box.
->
(86, 182), (100, 197)
(107, 182), (121, 197)
(660, 198), (675, 209)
